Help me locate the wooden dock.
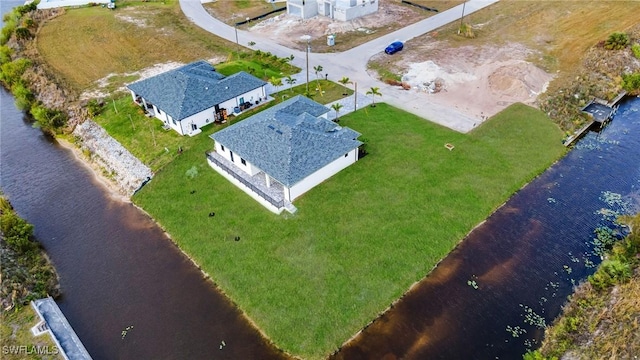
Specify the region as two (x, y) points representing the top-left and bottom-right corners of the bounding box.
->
(563, 120), (595, 147)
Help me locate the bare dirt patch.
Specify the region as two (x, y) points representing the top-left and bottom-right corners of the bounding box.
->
(372, 41), (553, 121)
(80, 56), (226, 99)
(246, 0), (433, 50)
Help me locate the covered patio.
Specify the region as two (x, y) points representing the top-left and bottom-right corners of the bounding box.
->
(206, 151), (296, 214)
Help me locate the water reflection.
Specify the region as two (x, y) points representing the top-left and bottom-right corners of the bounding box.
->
(332, 97), (640, 359)
(1, 87), (288, 359)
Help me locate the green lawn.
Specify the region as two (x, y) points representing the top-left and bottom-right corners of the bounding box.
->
(92, 97), (203, 172)
(94, 80), (351, 171)
(131, 102), (565, 359)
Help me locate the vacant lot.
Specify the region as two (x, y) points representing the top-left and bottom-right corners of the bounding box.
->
(133, 103), (565, 358)
(36, 0), (235, 93)
(367, 0), (640, 131)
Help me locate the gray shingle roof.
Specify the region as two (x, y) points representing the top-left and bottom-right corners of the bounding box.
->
(127, 60), (266, 121)
(212, 95), (362, 187)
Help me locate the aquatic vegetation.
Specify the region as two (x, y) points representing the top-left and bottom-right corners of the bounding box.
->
(520, 304), (547, 329)
(121, 325), (134, 339)
(467, 280), (479, 290)
(506, 325), (527, 338)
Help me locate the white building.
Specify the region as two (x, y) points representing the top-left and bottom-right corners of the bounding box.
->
(287, 0), (379, 21)
(127, 61), (267, 136)
(208, 95), (362, 213)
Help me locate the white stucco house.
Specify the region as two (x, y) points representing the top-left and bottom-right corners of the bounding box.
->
(207, 95), (362, 213)
(127, 60), (267, 136)
(286, 0), (379, 21)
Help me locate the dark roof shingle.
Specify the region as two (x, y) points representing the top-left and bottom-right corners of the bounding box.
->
(212, 96), (362, 186)
(127, 60), (266, 121)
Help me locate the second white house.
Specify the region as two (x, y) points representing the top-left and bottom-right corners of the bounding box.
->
(127, 60), (267, 136)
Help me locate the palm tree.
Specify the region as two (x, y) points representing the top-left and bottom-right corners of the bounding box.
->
(331, 102), (343, 122)
(314, 65), (323, 81)
(366, 87), (381, 107)
(285, 75), (297, 93)
(338, 76), (352, 95)
(270, 76), (283, 93)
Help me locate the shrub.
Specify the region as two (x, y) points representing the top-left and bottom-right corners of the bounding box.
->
(14, 27), (31, 40)
(588, 259), (631, 290)
(0, 211), (37, 254)
(30, 105), (68, 133)
(11, 81), (34, 111)
(632, 44), (640, 59)
(622, 73), (640, 94)
(86, 98), (104, 117)
(0, 58), (31, 87)
(604, 32), (629, 50)
(0, 45), (12, 64)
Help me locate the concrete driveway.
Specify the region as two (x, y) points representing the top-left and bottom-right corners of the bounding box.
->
(179, 0), (499, 132)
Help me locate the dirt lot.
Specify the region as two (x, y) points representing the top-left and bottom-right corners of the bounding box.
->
(370, 40), (553, 121)
(243, 0), (552, 122)
(246, 0), (429, 50)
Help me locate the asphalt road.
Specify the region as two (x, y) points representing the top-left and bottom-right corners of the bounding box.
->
(179, 0), (500, 132)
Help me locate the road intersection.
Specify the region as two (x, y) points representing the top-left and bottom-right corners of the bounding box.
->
(179, 0), (500, 132)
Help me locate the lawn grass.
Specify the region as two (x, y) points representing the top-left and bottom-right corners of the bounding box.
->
(94, 79), (350, 171)
(214, 58), (296, 81)
(132, 102), (565, 359)
(92, 97), (207, 172)
(0, 305), (63, 360)
(36, 0), (237, 93)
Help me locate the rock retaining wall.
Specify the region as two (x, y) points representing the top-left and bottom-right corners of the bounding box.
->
(73, 120), (153, 196)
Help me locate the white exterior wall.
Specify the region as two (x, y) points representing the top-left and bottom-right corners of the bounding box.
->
(286, 148), (358, 201)
(133, 85), (266, 136)
(287, 0), (319, 18)
(215, 142), (261, 176)
(334, 0), (378, 21)
(179, 108), (216, 135)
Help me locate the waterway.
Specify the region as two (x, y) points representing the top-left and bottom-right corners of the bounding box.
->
(2, 2), (640, 358)
(0, 7), (287, 356)
(332, 97), (640, 359)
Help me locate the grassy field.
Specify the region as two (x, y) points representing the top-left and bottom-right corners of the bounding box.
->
(433, 0), (640, 74)
(132, 102), (565, 358)
(1, 306), (63, 360)
(36, 0), (237, 93)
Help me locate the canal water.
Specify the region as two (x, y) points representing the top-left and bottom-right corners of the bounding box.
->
(0, 15), (286, 358)
(332, 97), (640, 359)
(3, 2), (640, 359)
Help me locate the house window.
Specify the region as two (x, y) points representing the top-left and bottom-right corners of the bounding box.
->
(221, 145), (225, 152)
(344, 153), (348, 157)
(241, 158), (246, 165)
(172, 118), (177, 125)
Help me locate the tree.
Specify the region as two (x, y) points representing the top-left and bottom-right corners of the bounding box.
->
(270, 76), (283, 93)
(314, 65), (323, 80)
(331, 102), (343, 122)
(604, 32), (630, 50)
(622, 73), (640, 95)
(338, 76), (352, 95)
(366, 87), (381, 107)
(285, 75), (297, 92)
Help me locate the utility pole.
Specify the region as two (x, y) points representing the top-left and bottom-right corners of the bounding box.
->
(305, 36), (310, 93)
(354, 82), (357, 111)
(458, 0), (467, 34)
